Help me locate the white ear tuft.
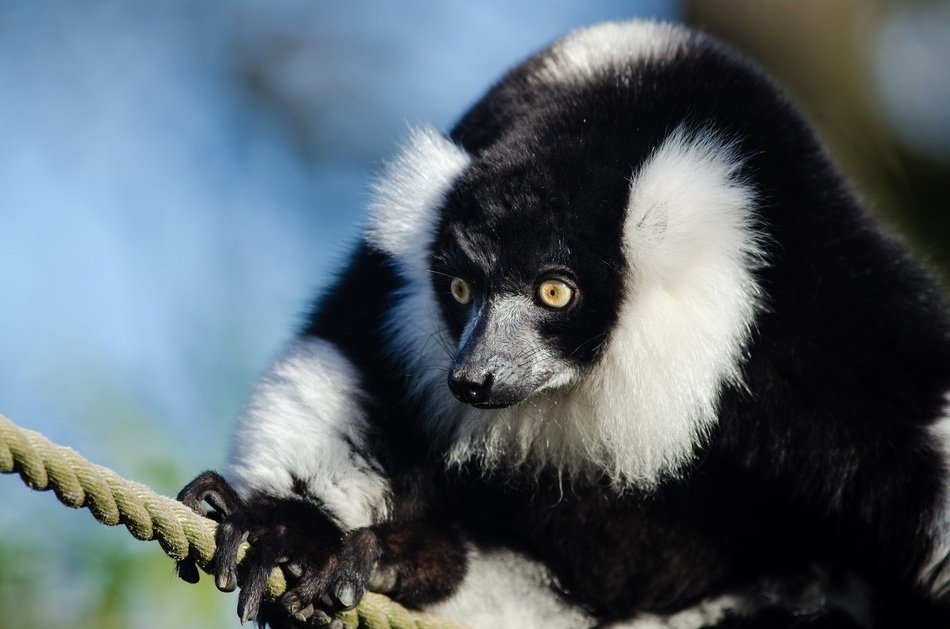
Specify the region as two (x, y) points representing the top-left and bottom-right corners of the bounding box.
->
(366, 126), (471, 276)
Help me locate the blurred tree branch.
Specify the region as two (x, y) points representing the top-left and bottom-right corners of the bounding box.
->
(686, 0), (950, 288)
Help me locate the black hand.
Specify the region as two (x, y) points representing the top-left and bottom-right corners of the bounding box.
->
(176, 470), (245, 584)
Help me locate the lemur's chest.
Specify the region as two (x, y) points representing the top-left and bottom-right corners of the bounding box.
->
(448, 469), (798, 616)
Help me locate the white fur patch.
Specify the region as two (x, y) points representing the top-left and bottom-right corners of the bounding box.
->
(920, 393), (950, 597)
(590, 127), (764, 486)
(426, 547), (593, 629)
(531, 21), (689, 85)
(609, 596), (747, 629)
(366, 125), (471, 280)
(226, 337), (391, 531)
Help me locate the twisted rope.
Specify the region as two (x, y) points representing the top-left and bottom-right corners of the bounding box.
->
(0, 414), (458, 629)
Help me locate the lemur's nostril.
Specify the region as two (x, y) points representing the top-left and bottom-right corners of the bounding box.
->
(448, 372), (494, 405)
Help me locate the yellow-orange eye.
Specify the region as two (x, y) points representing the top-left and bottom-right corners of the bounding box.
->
(537, 279), (574, 309)
(450, 277), (472, 304)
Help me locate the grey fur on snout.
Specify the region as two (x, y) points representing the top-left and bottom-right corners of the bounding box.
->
(449, 295), (567, 407)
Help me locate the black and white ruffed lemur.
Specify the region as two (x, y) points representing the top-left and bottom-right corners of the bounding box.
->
(178, 20), (950, 628)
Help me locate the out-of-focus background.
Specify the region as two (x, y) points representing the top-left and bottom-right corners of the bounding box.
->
(0, 1), (947, 626)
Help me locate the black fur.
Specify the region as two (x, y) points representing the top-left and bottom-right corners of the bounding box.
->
(179, 23), (950, 628)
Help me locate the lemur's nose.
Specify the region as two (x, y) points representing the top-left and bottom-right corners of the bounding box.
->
(448, 371), (494, 405)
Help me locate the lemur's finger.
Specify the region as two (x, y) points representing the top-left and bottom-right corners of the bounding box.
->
(211, 520), (247, 592)
(175, 556), (201, 584)
(278, 557), (338, 616)
(176, 470), (244, 519)
(237, 540), (282, 624)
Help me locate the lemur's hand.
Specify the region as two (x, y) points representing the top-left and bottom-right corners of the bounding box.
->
(175, 470), (244, 585)
(177, 471), (384, 628)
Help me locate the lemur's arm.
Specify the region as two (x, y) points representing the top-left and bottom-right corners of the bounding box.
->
(177, 335), (468, 626)
(178, 470), (466, 626)
(178, 245), (468, 626)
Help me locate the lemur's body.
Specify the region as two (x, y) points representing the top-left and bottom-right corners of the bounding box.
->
(179, 22), (950, 628)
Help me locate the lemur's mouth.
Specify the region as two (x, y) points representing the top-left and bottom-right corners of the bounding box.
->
(472, 401), (514, 410)
(447, 367), (533, 409)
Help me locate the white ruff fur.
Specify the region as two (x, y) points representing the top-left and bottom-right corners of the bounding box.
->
(583, 128), (763, 486)
(921, 393), (950, 597)
(226, 338), (391, 531)
(531, 21), (689, 85)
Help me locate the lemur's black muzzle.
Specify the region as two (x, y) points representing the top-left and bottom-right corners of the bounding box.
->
(448, 371), (499, 406)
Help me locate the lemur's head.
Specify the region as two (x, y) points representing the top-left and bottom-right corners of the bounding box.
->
(365, 20), (821, 487)
(431, 147), (628, 409)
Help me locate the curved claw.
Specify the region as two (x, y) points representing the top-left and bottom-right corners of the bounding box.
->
(278, 556), (339, 616)
(333, 580), (359, 610)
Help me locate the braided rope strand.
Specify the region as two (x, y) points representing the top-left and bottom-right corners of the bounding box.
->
(0, 414), (458, 629)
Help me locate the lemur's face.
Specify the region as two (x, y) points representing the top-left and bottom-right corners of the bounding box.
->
(431, 157), (627, 409)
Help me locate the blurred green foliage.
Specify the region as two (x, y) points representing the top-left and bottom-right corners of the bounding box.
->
(0, 528), (233, 628)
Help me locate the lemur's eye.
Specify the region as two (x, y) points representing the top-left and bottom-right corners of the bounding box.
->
(450, 277), (472, 304)
(537, 279), (574, 309)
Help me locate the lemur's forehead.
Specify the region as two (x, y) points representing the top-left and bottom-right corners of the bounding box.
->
(439, 215), (570, 270)
(433, 150), (629, 284)
(448, 153), (625, 225)
(451, 161), (553, 215)
(440, 223), (497, 273)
